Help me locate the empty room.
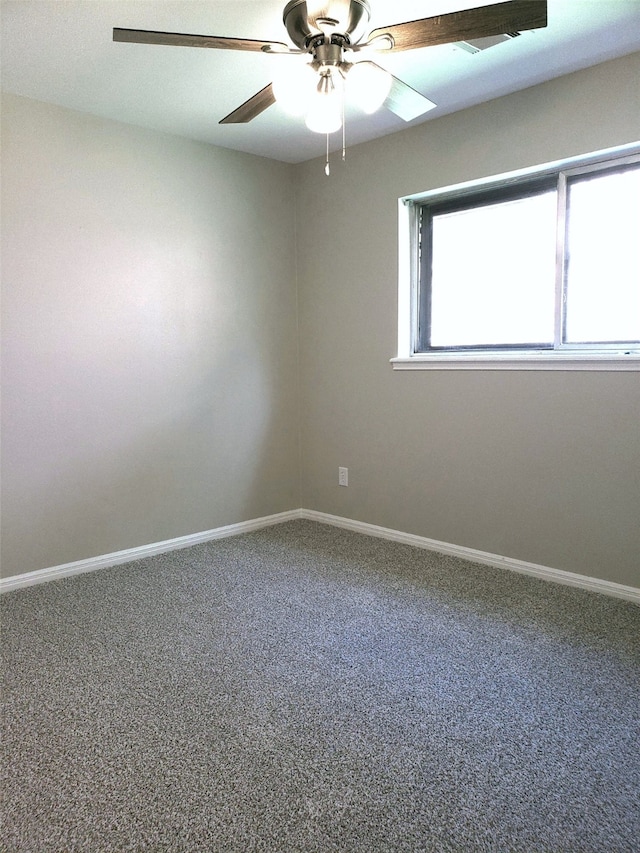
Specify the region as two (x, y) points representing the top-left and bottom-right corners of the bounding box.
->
(1, 1), (639, 850)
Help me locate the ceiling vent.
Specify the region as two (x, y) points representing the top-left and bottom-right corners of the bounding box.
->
(456, 32), (520, 54)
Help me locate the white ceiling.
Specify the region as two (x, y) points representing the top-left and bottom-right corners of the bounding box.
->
(2, 1), (639, 163)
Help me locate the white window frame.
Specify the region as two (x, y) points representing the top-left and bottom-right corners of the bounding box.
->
(392, 143), (640, 371)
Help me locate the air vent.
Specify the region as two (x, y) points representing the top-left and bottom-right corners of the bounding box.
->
(456, 31), (520, 54)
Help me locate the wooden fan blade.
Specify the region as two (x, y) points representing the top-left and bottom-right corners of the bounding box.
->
(113, 28), (289, 53)
(384, 70), (437, 122)
(219, 84), (276, 124)
(368, 0), (547, 52)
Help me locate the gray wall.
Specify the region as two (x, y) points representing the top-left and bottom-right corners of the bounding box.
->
(1, 93), (299, 577)
(2, 54), (639, 588)
(296, 53), (640, 588)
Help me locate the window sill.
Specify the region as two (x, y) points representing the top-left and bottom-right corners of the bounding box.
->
(391, 352), (640, 371)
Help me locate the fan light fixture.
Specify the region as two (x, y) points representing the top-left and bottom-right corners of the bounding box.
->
(346, 60), (392, 114)
(273, 58), (391, 133)
(113, 0), (548, 174)
(272, 61), (317, 116)
(305, 68), (344, 133)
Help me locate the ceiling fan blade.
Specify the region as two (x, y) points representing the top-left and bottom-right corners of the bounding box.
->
(113, 28), (289, 53)
(383, 69), (437, 122)
(367, 0), (547, 52)
(219, 84), (276, 124)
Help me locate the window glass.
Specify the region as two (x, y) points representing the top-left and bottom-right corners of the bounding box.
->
(411, 153), (640, 360)
(564, 167), (640, 344)
(429, 191), (557, 347)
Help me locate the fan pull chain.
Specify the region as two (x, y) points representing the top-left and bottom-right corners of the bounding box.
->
(325, 133), (330, 176)
(342, 96), (346, 162)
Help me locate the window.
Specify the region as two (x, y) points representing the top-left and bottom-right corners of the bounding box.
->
(394, 147), (640, 370)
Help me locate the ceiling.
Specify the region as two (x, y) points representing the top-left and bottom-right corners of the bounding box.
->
(2, 1), (639, 163)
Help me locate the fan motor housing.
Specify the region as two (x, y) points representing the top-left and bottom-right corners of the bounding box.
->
(283, 0), (371, 48)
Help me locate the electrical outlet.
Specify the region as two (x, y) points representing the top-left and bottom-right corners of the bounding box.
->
(338, 467), (348, 487)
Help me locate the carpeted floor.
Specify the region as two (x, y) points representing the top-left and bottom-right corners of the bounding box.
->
(1, 519), (639, 852)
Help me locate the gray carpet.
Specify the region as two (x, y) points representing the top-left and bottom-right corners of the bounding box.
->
(1, 519), (639, 852)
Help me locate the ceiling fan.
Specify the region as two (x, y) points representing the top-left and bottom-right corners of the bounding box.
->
(114, 0), (547, 156)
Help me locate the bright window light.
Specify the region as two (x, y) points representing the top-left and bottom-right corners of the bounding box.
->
(565, 167), (640, 343)
(410, 152), (640, 361)
(429, 192), (557, 347)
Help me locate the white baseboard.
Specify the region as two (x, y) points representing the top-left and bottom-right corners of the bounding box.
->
(0, 510), (303, 593)
(299, 510), (640, 605)
(2, 507), (638, 605)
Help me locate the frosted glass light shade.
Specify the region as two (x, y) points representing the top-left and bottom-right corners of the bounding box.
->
(305, 90), (343, 133)
(272, 61), (317, 116)
(305, 69), (344, 134)
(347, 61), (392, 114)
